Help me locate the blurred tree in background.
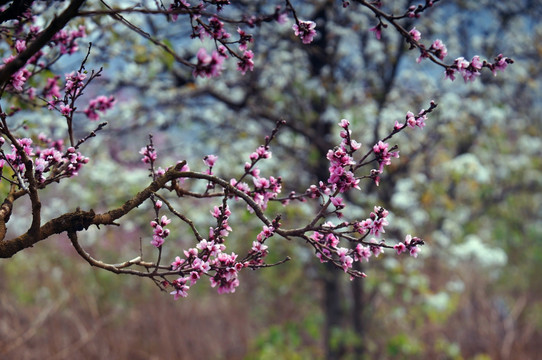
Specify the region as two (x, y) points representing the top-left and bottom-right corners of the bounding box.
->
(0, 1), (540, 359)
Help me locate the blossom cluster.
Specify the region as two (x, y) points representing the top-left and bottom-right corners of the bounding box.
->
(310, 207), (391, 273)
(139, 144), (157, 164)
(393, 235), (423, 258)
(225, 145), (283, 211)
(51, 25), (87, 55)
(209, 204), (232, 242)
(166, 114), (430, 292)
(250, 224), (273, 264)
(150, 215), (171, 247)
(445, 54), (512, 82)
(169, 235), (238, 297)
(166, 1), (290, 78)
(129, 93), (435, 297)
(356, 206), (390, 238)
(192, 48), (225, 78)
(365, 3), (512, 84)
(373, 141), (400, 174)
(1, 21), (86, 94)
(84, 95), (116, 121)
(410, 33), (512, 82)
(0, 135), (89, 185)
(167, 0), (514, 86)
(280, 114), (434, 276)
(167, 217), (280, 299)
(2, 55), (31, 91)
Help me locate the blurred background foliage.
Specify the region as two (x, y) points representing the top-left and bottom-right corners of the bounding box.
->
(1, 0), (541, 359)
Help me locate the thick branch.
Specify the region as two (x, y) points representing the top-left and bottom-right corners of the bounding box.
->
(0, 0), (86, 86)
(0, 161), (186, 258)
(0, 0), (34, 24)
(0, 184), (17, 240)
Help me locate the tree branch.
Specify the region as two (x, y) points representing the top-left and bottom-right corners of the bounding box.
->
(0, 0), (86, 86)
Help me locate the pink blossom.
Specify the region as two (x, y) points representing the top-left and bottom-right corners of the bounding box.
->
(369, 24), (382, 40)
(210, 275), (240, 294)
(325, 233), (339, 248)
(26, 87), (36, 99)
(354, 244), (371, 262)
(60, 105), (72, 116)
(203, 154), (218, 167)
(444, 67), (457, 81)
(349, 140), (361, 150)
(64, 71), (86, 92)
(189, 271), (200, 285)
(394, 242), (407, 254)
(370, 218), (389, 237)
(84, 95), (115, 121)
(252, 241), (268, 253)
(52, 25), (86, 54)
(430, 39), (448, 60)
(337, 247), (353, 272)
(326, 144), (360, 192)
(409, 27), (421, 41)
(237, 50), (254, 75)
(416, 115), (426, 129)
(210, 253), (241, 294)
(256, 225), (275, 241)
(406, 111), (416, 128)
(171, 256), (184, 270)
(410, 245), (421, 258)
(311, 231), (324, 242)
(139, 146), (157, 164)
(373, 141), (399, 172)
(10, 69), (29, 91)
(196, 239), (212, 251)
(160, 215), (171, 226)
(471, 55), (483, 70)
(338, 119), (350, 128)
(293, 21), (317, 44)
(193, 258), (210, 273)
(150, 215), (170, 247)
(255, 145), (272, 159)
(452, 56), (476, 82)
(231, 178), (250, 194)
(370, 239), (384, 257)
(193, 48), (225, 78)
(316, 249), (331, 263)
(2, 56), (29, 91)
(492, 53), (510, 74)
(204, 16), (230, 40)
(15, 40), (26, 53)
(151, 235), (165, 247)
(330, 196), (344, 209)
(170, 277), (190, 299)
(184, 247), (198, 259)
(253, 176), (270, 189)
(211, 206), (222, 218)
(237, 27), (253, 51)
(44, 76), (61, 99)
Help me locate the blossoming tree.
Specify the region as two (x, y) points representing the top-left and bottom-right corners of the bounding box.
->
(0, 1), (516, 356)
